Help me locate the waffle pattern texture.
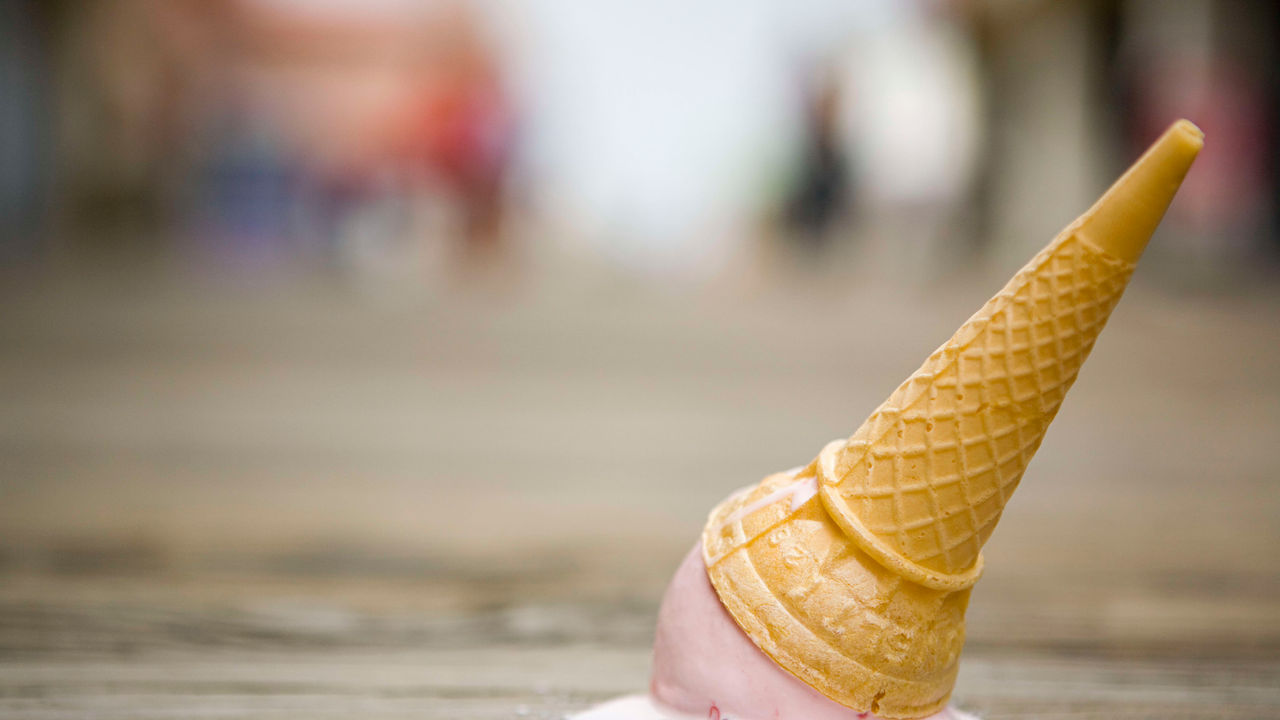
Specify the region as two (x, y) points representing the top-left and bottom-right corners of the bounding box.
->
(702, 231), (1135, 718)
(819, 232), (1136, 583)
(700, 120), (1200, 719)
(705, 467), (970, 719)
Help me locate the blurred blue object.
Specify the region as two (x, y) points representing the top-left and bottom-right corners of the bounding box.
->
(0, 0), (52, 259)
(188, 109), (304, 270)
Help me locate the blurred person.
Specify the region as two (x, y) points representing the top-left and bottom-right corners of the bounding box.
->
(0, 0), (56, 259)
(389, 2), (516, 265)
(780, 68), (854, 257)
(165, 0), (404, 271)
(758, 2), (985, 283)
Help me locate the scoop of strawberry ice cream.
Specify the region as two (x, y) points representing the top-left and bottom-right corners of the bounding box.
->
(657, 544), (980, 720)
(652, 543), (864, 718)
(570, 543), (976, 720)
(571, 545), (975, 720)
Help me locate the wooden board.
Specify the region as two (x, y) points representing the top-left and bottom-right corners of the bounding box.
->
(1, 268), (1278, 718)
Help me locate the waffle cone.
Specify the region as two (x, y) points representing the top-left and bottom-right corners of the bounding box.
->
(703, 120), (1202, 718)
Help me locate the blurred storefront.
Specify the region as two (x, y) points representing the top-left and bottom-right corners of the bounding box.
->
(0, 0), (1275, 289)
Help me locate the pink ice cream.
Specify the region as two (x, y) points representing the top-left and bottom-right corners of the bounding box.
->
(571, 543), (975, 720)
(651, 546), (971, 720)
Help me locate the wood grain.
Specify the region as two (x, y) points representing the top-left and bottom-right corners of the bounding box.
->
(1, 267), (1277, 718)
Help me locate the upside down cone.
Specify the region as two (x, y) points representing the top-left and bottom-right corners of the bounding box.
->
(574, 120), (1203, 720)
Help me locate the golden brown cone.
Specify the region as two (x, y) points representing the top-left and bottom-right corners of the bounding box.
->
(817, 119), (1204, 580)
(703, 120), (1202, 718)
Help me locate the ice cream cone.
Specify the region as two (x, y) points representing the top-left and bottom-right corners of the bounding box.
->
(700, 120), (1202, 718)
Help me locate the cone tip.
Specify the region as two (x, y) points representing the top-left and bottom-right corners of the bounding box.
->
(1077, 118), (1204, 263)
(1171, 118), (1205, 146)
(1165, 119), (1205, 163)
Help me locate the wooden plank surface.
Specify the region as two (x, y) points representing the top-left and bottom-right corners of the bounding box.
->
(1, 266), (1278, 718)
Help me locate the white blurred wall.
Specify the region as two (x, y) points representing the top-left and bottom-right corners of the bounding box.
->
(486, 0), (977, 276)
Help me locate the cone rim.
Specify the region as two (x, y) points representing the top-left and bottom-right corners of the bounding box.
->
(815, 440), (985, 591)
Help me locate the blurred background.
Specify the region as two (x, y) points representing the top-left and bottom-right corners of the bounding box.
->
(1, 1), (1278, 718)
